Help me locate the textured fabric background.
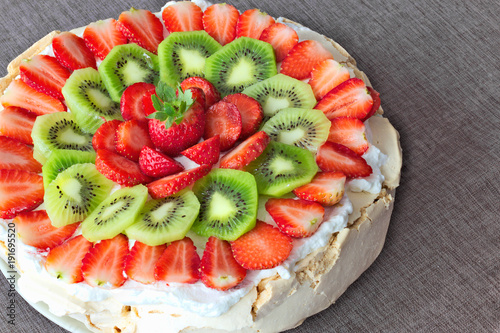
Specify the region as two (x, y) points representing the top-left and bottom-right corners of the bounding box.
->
(0, 0), (499, 332)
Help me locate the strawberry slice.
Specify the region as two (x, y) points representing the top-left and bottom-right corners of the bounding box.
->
(204, 101), (242, 151)
(202, 3), (239, 46)
(235, 9), (275, 39)
(180, 135), (220, 166)
(83, 18), (128, 60)
(45, 235), (93, 283)
(139, 146), (184, 178)
(259, 22), (299, 62)
(19, 54), (71, 100)
(222, 93), (263, 139)
(125, 241), (167, 284)
(0, 169), (43, 219)
(155, 237), (200, 284)
(309, 59), (350, 100)
(219, 131), (270, 170)
(293, 172), (346, 206)
(314, 78), (374, 120)
(92, 119), (122, 153)
(162, 2), (203, 33)
(82, 234), (129, 288)
(230, 220), (293, 270)
(180, 77), (220, 108)
(200, 236), (246, 291)
(360, 87), (381, 122)
(147, 164), (211, 199)
(0, 79), (66, 115)
(52, 32), (97, 71)
(118, 8), (164, 54)
(115, 119), (154, 161)
(280, 40), (333, 80)
(316, 142), (372, 178)
(327, 117), (369, 155)
(95, 149), (152, 186)
(0, 136), (42, 173)
(0, 106), (37, 145)
(13, 210), (79, 250)
(120, 82), (156, 122)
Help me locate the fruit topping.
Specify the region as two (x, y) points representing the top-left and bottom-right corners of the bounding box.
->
(117, 8), (164, 54)
(327, 117), (369, 155)
(308, 59), (350, 100)
(236, 9), (275, 39)
(0, 106), (37, 145)
(147, 164), (211, 199)
(0, 136), (42, 173)
(42, 150), (97, 189)
(96, 149), (152, 186)
(139, 146), (184, 178)
(280, 40), (333, 80)
(202, 3), (239, 46)
(181, 76), (221, 108)
(162, 1), (204, 33)
(0, 169), (44, 219)
(180, 135), (221, 166)
(293, 171), (346, 206)
(204, 101), (242, 151)
(52, 31), (97, 70)
(125, 241), (167, 284)
(316, 141), (372, 178)
(222, 93), (263, 139)
(115, 119), (153, 161)
(83, 18), (128, 60)
(219, 131), (270, 170)
(154, 237), (200, 284)
(259, 22), (299, 62)
(120, 82), (156, 122)
(92, 120), (122, 153)
(361, 86), (381, 122)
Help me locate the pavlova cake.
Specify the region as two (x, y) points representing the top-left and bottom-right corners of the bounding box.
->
(0, 0), (402, 332)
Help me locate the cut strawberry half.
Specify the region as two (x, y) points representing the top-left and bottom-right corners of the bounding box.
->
(125, 241), (167, 284)
(83, 18), (128, 61)
(117, 8), (164, 54)
(162, 1), (203, 33)
(155, 237), (200, 284)
(230, 220), (293, 270)
(45, 235), (93, 283)
(316, 142), (372, 178)
(222, 93), (263, 139)
(309, 59), (350, 100)
(180, 135), (220, 166)
(235, 9), (275, 39)
(139, 146), (184, 178)
(115, 119), (154, 161)
(202, 3), (239, 46)
(280, 40), (333, 80)
(52, 31), (97, 71)
(259, 22), (299, 62)
(180, 77), (220, 108)
(360, 87), (381, 122)
(0, 136), (42, 173)
(328, 117), (369, 155)
(82, 234), (129, 288)
(92, 119), (122, 153)
(200, 236), (246, 291)
(219, 131), (270, 170)
(314, 78), (374, 120)
(95, 149), (152, 186)
(147, 164), (212, 199)
(0, 169), (44, 219)
(0, 106), (37, 145)
(204, 101), (242, 151)
(120, 82), (156, 122)
(293, 171), (346, 206)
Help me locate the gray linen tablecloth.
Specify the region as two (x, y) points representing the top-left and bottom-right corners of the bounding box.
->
(0, 0), (498, 332)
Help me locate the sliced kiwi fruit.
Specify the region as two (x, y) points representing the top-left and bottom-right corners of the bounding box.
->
(191, 168), (258, 241)
(205, 37), (277, 96)
(82, 184), (148, 242)
(261, 108), (330, 152)
(98, 43), (160, 103)
(158, 31), (222, 86)
(31, 112), (94, 164)
(125, 190), (200, 246)
(42, 150), (97, 189)
(246, 141), (318, 197)
(62, 67), (122, 133)
(242, 74), (317, 121)
(44, 163), (114, 227)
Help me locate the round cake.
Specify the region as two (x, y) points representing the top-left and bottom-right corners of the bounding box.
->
(0, 1), (402, 332)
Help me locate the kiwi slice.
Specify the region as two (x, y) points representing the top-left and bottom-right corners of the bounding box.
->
(205, 37), (277, 96)
(31, 112), (94, 164)
(82, 184), (148, 242)
(246, 141), (318, 197)
(42, 150), (97, 189)
(44, 163), (114, 227)
(62, 67), (122, 133)
(261, 108), (330, 152)
(99, 43), (160, 103)
(191, 169), (258, 241)
(242, 74), (317, 121)
(158, 31), (222, 86)
(125, 190), (200, 246)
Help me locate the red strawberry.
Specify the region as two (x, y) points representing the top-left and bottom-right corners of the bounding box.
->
(155, 237), (200, 284)
(180, 135), (220, 166)
(235, 9), (275, 39)
(0, 106), (37, 145)
(83, 18), (128, 60)
(92, 119), (122, 153)
(180, 77), (220, 108)
(0, 136), (42, 173)
(45, 235), (93, 283)
(222, 93), (263, 139)
(82, 234), (129, 288)
(52, 32), (97, 70)
(121, 82), (156, 122)
(19, 54), (71, 100)
(280, 40), (333, 80)
(202, 3), (239, 46)
(308, 59), (350, 100)
(117, 8), (164, 54)
(139, 146), (184, 178)
(204, 101), (242, 151)
(162, 2), (203, 33)
(200, 236), (246, 291)
(219, 131), (270, 170)
(293, 172), (346, 206)
(115, 119), (154, 161)
(147, 164), (211, 199)
(95, 149), (152, 186)
(125, 241), (167, 284)
(314, 78), (374, 120)
(0, 79), (66, 115)
(230, 220), (293, 270)
(259, 22), (299, 62)
(360, 87), (381, 122)
(13, 210), (79, 250)
(0, 169), (43, 219)
(327, 117), (369, 155)
(316, 142), (372, 178)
